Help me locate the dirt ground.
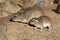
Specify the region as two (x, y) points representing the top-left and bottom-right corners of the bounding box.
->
(0, 9), (60, 40)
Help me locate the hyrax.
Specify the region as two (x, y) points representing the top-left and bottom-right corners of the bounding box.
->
(11, 5), (44, 24)
(29, 16), (52, 31)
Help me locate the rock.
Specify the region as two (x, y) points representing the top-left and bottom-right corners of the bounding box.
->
(0, 10), (60, 40)
(39, 0), (54, 10)
(0, 0), (21, 18)
(55, 4), (60, 14)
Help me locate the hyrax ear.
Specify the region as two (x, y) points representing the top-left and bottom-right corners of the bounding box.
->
(32, 18), (38, 20)
(32, 18), (38, 22)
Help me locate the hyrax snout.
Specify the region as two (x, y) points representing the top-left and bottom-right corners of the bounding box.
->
(11, 6), (44, 24)
(29, 16), (52, 31)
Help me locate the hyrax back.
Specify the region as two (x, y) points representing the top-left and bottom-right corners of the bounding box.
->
(29, 16), (52, 31)
(11, 5), (44, 24)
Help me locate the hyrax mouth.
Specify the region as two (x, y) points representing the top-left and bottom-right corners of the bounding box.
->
(28, 23), (36, 27)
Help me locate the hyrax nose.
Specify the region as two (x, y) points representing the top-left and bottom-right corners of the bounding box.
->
(9, 16), (16, 22)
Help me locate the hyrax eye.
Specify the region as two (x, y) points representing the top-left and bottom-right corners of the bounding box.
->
(31, 21), (33, 22)
(14, 16), (16, 18)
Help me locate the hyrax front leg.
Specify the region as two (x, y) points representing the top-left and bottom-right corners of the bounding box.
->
(40, 27), (43, 31)
(34, 27), (43, 31)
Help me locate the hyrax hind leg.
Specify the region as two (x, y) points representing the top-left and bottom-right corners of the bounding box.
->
(44, 25), (51, 31)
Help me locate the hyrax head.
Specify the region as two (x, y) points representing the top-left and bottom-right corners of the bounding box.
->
(29, 18), (39, 26)
(10, 9), (27, 23)
(11, 14), (27, 23)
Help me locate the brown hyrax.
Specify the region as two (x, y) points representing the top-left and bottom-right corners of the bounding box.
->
(29, 16), (52, 31)
(11, 6), (44, 24)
